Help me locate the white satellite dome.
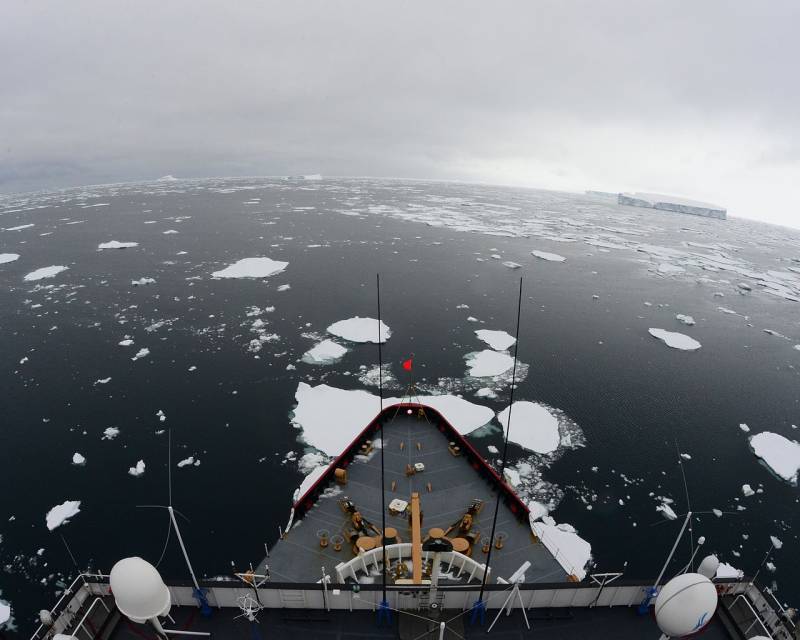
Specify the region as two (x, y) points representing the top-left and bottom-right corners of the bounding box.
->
(697, 554), (720, 579)
(110, 557), (171, 623)
(655, 573), (717, 637)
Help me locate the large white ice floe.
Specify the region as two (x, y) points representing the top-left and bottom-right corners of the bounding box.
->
(24, 265), (69, 281)
(531, 250), (566, 262)
(749, 432), (800, 485)
(326, 316), (390, 343)
(530, 517), (591, 580)
(0, 253), (20, 264)
(648, 328), (701, 351)
(98, 240), (139, 250)
(46, 500), (81, 530)
(302, 339), (348, 364)
(497, 401), (560, 454)
(211, 257), (288, 279)
(291, 383), (493, 455)
(475, 329), (516, 351)
(465, 350), (515, 377)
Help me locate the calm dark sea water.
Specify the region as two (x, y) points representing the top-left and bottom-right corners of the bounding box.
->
(1, 178), (799, 634)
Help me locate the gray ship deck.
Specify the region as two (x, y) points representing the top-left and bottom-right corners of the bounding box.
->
(263, 412), (566, 585)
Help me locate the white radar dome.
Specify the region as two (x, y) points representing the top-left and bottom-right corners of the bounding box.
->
(697, 554), (720, 579)
(110, 557), (171, 623)
(655, 573), (717, 637)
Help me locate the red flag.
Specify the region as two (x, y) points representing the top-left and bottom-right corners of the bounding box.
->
(402, 358), (413, 371)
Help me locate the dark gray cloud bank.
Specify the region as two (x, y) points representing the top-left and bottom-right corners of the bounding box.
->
(1, 1), (798, 226)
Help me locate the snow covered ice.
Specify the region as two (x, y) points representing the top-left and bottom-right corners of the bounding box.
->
(0, 253), (20, 264)
(749, 432), (800, 485)
(475, 329), (516, 351)
(98, 240), (138, 250)
(648, 328), (701, 351)
(326, 316), (390, 343)
(465, 350), (515, 377)
(531, 250), (566, 262)
(23, 265), (68, 281)
(211, 257), (288, 279)
(530, 517), (591, 580)
(497, 401), (560, 454)
(45, 500), (81, 530)
(302, 339), (348, 364)
(71, 453), (86, 466)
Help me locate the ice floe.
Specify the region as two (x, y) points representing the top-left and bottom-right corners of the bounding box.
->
(531, 250), (566, 262)
(46, 500), (81, 530)
(716, 562), (743, 579)
(326, 317), (390, 343)
(475, 329), (516, 351)
(4, 223), (34, 231)
(211, 257), (288, 279)
(102, 427), (120, 440)
(749, 432), (800, 485)
(177, 456), (201, 468)
(291, 383), (494, 455)
(530, 517), (590, 580)
(741, 484), (755, 497)
(302, 339), (348, 364)
(648, 328), (701, 351)
(497, 401), (560, 454)
(0, 600), (9, 625)
(24, 265), (69, 281)
(72, 453), (86, 466)
(98, 240), (139, 250)
(128, 460), (146, 477)
(675, 314), (696, 326)
(131, 348), (150, 361)
(465, 350), (515, 377)
(132, 277), (156, 286)
(0, 253), (20, 264)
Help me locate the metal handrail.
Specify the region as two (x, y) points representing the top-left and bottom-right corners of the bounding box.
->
(729, 594), (773, 639)
(73, 597), (111, 640)
(763, 586), (797, 630)
(29, 574), (111, 640)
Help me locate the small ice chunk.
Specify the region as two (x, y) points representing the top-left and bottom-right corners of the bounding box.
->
(177, 456), (197, 468)
(502, 261), (522, 269)
(71, 453), (86, 466)
(531, 250), (566, 262)
(680, 453), (692, 460)
(326, 317), (390, 343)
(770, 535), (783, 549)
(24, 265), (69, 281)
(102, 427), (120, 440)
(94, 377), (112, 385)
(211, 257), (288, 279)
(528, 500), (549, 521)
(475, 329), (516, 351)
(277, 284), (291, 291)
(487, 445), (499, 454)
(119, 339), (134, 347)
(128, 460), (146, 477)
(475, 387), (497, 399)
(648, 328), (701, 351)
(712, 508), (723, 517)
(716, 562), (743, 579)
(98, 241), (138, 250)
(156, 409), (166, 422)
(739, 423), (750, 433)
(656, 502), (678, 520)
(741, 484), (755, 497)
(131, 277), (156, 286)
(676, 314), (696, 326)
(131, 348), (150, 361)
(45, 500), (81, 530)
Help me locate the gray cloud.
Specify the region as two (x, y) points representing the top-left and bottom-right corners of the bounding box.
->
(1, 0), (798, 226)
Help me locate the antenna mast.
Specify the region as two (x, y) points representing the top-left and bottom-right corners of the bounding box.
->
(472, 277), (523, 625)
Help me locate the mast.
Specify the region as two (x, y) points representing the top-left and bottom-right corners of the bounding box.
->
(474, 277), (523, 621)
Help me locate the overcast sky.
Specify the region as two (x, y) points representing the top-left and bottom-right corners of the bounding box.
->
(1, 1), (798, 227)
